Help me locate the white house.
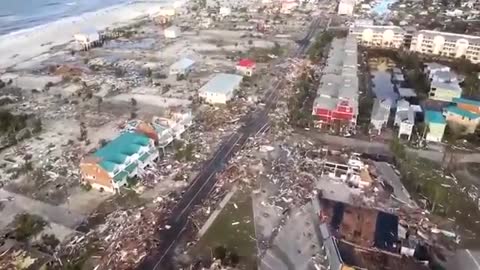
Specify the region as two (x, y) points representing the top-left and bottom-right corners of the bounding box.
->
(395, 99), (415, 140)
(219, 7), (232, 16)
(164, 26), (180, 39)
(74, 28), (101, 50)
(370, 98), (392, 135)
(169, 58), (195, 76)
(198, 73), (243, 104)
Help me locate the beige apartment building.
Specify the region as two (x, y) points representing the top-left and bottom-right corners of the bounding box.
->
(349, 24), (406, 48)
(410, 30), (480, 63)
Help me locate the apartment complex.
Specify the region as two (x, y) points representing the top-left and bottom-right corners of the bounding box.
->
(312, 35), (358, 132)
(410, 30), (480, 63)
(349, 22), (480, 63)
(349, 23), (406, 49)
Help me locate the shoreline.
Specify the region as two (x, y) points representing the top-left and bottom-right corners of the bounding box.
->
(0, 1), (178, 70)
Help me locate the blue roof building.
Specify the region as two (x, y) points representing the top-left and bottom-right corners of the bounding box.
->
(80, 132), (158, 192)
(425, 110), (446, 142)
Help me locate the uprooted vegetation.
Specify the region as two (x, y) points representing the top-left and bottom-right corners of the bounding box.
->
(0, 110), (42, 150)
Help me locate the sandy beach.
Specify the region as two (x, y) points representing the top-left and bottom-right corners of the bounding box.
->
(0, 1), (175, 70)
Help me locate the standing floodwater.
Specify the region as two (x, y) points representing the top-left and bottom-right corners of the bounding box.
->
(369, 57), (399, 104)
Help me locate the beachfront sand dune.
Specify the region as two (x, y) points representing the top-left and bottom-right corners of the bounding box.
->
(0, 2), (175, 70)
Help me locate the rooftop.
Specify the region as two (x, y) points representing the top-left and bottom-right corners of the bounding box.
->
(170, 57), (195, 70)
(398, 87), (417, 98)
(318, 74), (342, 97)
(313, 96), (338, 111)
(453, 97), (480, 107)
(416, 29), (480, 43)
(425, 62), (450, 73)
(371, 98), (392, 121)
(430, 80), (462, 92)
(94, 132), (150, 172)
(350, 24), (405, 34)
(198, 73), (243, 95)
(446, 106), (480, 120)
(237, 58), (255, 68)
(425, 110), (446, 124)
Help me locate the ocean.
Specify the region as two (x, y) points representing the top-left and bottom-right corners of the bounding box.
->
(0, 0), (132, 35)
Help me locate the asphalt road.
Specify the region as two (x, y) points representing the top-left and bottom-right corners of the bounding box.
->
(137, 18), (323, 270)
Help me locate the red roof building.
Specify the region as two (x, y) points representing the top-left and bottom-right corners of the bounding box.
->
(236, 58), (256, 76)
(313, 97), (355, 126)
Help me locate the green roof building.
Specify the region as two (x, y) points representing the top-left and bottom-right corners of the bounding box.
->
(82, 132), (158, 192)
(425, 110), (446, 142)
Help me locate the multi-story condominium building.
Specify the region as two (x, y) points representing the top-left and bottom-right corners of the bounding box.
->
(313, 36), (359, 131)
(338, 0), (355, 16)
(349, 24), (406, 49)
(410, 30), (480, 63)
(423, 63), (462, 102)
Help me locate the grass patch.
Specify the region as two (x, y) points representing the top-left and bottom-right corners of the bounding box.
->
(192, 191), (257, 269)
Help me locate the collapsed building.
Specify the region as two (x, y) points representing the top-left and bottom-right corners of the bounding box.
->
(312, 35), (359, 133)
(313, 197), (431, 270)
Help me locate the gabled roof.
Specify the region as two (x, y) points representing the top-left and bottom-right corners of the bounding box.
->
(446, 106), (480, 120)
(452, 97), (480, 107)
(237, 58), (255, 68)
(94, 132), (150, 172)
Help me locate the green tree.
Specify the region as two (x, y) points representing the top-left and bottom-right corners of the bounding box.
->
(442, 125), (467, 172)
(11, 213), (47, 241)
(462, 73), (480, 98)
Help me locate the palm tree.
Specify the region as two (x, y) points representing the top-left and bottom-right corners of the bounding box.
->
(442, 125), (466, 172)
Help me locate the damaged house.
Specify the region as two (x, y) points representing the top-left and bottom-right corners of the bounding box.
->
(370, 98), (392, 135)
(74, 28), (101, 50)
(125, 109), (193, 149)
(313, 197), (431, 270)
